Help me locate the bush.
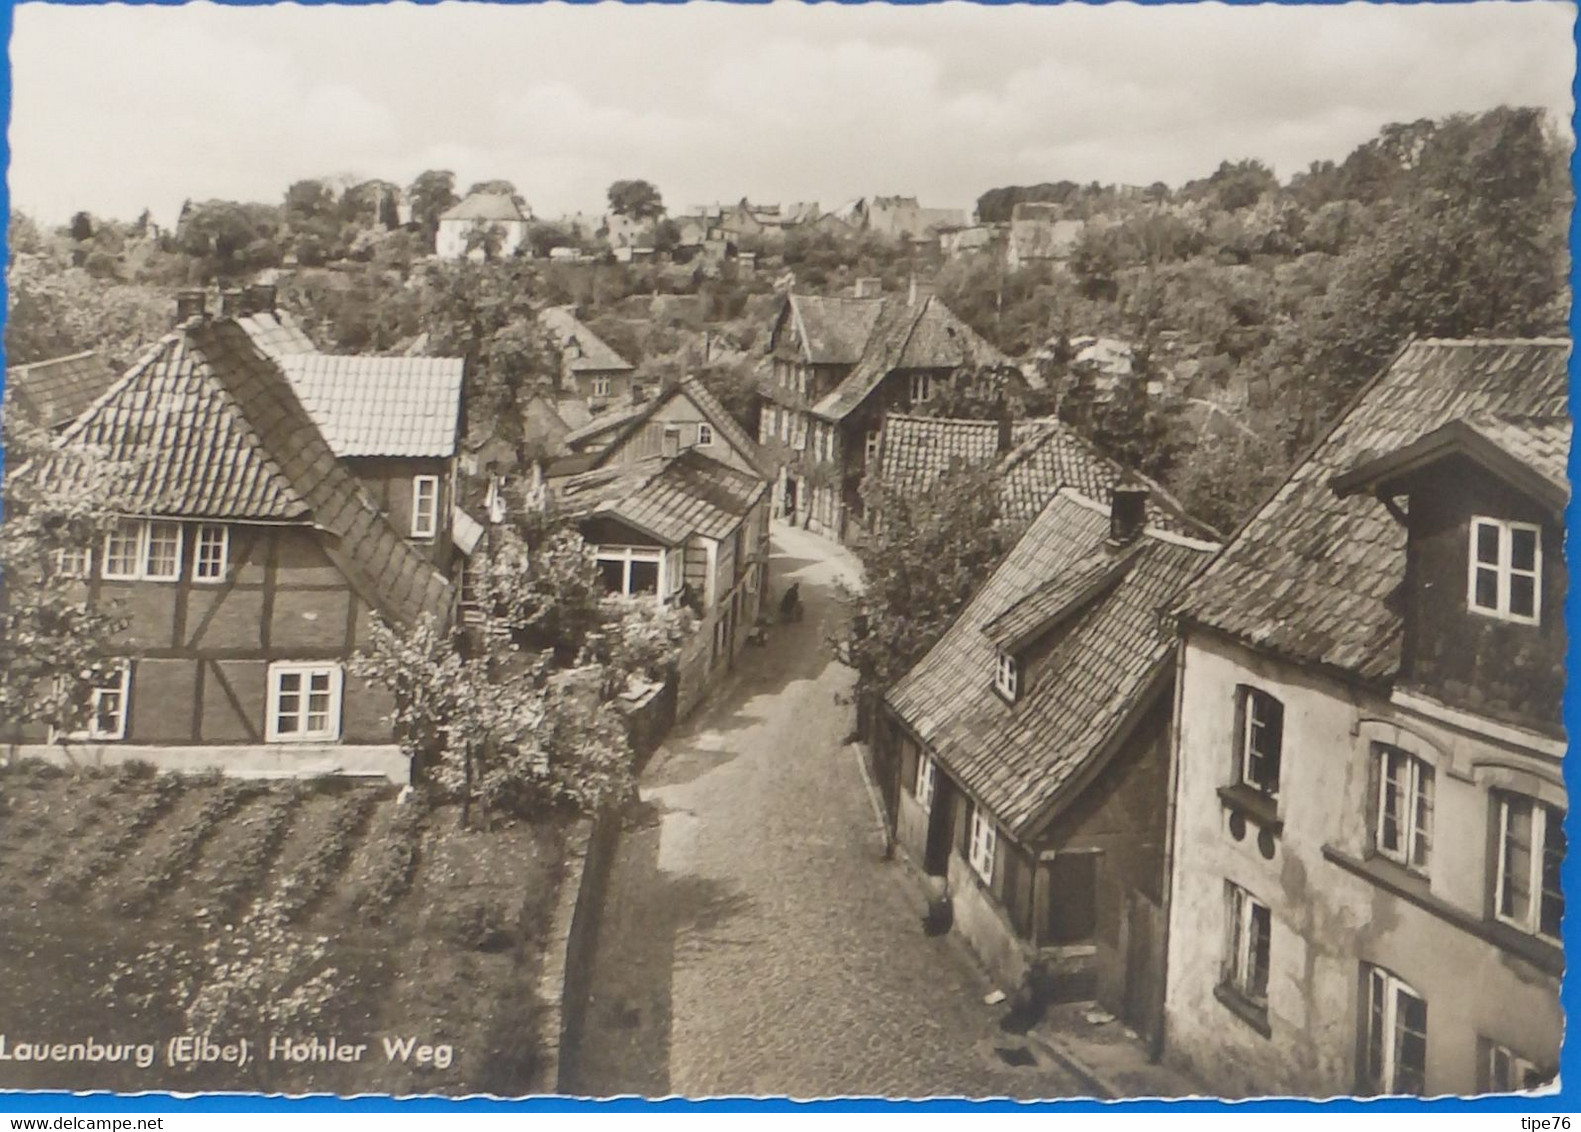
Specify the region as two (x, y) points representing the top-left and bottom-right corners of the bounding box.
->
(49, 774), (185, 901)
(350, 797), (427, 916)
(447, 897), (517, 952)
(276, 788), (381, 923)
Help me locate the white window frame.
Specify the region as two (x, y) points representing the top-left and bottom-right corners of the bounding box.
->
(968, 809), (997, 885)
(994, 650), (1019, 702)
(412, 476), (441, 540)
(697, 422), (715, 447)
(266, 662), (344, 743)
(594, 545), (666, 600)
(1363, 965), (1427, 1095)
(1238, 686), (1283, 799)
(1468, 517), (1541, 624)
(915, 752), (937, 812)
(1494, 793), (1565, 943)
(792, 417), (808, 451)
(592, 375), (612, 398)
(101, 519), (184, 582)
(864, 430), (881, 465)
(192, 524), (230, 583)
(62, 661), (132, 742)
(1486, 1042), (1548, 1093)
(909, 373), (933, 403)
(1224, 882), (1271, 1007)
(53, 545), (92, 579)
(1374, 744), (1434, 874)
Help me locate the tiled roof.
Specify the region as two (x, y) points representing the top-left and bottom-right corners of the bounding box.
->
(1180, 338), (1571, 682)
(880, 413), (1216, 539)
(539, 307), (635, 374)
(564, 398), (650, 448)
(580, 378), (773, 481)
(1461, 413), (1571, 501)
(556, 448), (765, 545)
(50, 320), (452, 627)
(780, 294), (885, 365)
(440, 193), (529, 223)
(4, 350), (121, 430)
(275, 354), (464, 458)
(236, 310), (318, 358)
(887, 490), (1217, 839)
(811, 297), (1011, 422)
(981, 546), (1135, 652)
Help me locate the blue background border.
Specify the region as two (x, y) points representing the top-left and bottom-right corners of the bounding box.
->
(0, 0), (1575, 1113)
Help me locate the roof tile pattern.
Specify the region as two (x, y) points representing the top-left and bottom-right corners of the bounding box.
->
(783, 295), (885, 365)
(887, 491), (1215, 839)
(539, 307), (635, 374)
(557, 449), (764, 544)
(275, 354), (464, 458)
(1462, 412), (1571, 497)
(236, 311), (318, 358)
(1181, 339), (1570, 682)
(5, 351), (122, 430)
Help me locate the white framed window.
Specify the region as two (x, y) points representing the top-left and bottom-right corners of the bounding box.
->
(1236, 686), (1284, 798)
(792, 417), (808, 451)
(266, 662), (344, 743)
(592, 375), (612, 398)
(101, 520), (183, 582)
(968, 808), (997, 885)
(697, 422), (715, 447)
(1223, 882), (1271, 1008)
(595, 545), (664, 599)
(864, 430), (881, 465)
(915, 753), (937, 812)
(909, 373), (933, 403)
(994, 650), (1019, 702)
(1485, 1041), (1551, 1093)
(193, 524), (230, 583)
(102, 519), (144, 580)
(779, 410), (791, 442)
(63, 661), (131, 742)
(1375, 744), (1434, 873)
(53, 546), (92, 579)
(1362, 965), (1427, 1095)
(1495, 793), (1564, 942)
(1469, 517), (1541, 624)
(412, 476), (440, 540)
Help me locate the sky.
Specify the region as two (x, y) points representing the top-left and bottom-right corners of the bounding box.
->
(9, 0), (1576, 227)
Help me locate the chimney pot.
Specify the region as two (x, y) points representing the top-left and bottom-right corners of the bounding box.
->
(244, 283), (277, 316)
(175, 289), (207, 324)
(220, 288), (244, 317)
(1109, 484), (1149, 545)
(996, 415), (1014, 455)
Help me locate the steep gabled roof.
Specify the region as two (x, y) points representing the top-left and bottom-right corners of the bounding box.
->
(5, 350), (121, 430)
(1332, 412), (1571, 516)
(440, 193), (529, 223)
(811, 297), (1010, 422)
(775, 294), (885, 365)
(555, 448), (765, 545)
(578, 378), (772, 480)
(1180, 338), (1570, 682)
(236, 309), (318, 358)
(275, 353), (464, 458)
(564, 398), (651, 449)
(879, 413), (1216, 539)
(50, 320), (452, 628)
(887, 490), (1218, 840)
(539, 307), (635, 374)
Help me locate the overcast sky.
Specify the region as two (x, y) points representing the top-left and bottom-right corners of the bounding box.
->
(9, 0), (1576, 226)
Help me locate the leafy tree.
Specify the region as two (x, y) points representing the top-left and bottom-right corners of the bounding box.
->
(607, 179), (665, 221)
(407, 169), (459, 250)
(69, 211), (94, 242)
(0, 422), (133, 737)
(829, 460), (1007, 732)
(463, 221), (507, 263)
(175, 200), (283, 278)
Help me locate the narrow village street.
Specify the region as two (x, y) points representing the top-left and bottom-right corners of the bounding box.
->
(566, 523), (1088, 1099)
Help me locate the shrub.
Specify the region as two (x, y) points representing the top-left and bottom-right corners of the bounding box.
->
(117, 781), (263, 916)
(276, 789), (381, 923)
(49, 774), (185, 901)
(350, 797), (427, 917)
(204, 788), (303, 920)
(447, 897), (517, 952)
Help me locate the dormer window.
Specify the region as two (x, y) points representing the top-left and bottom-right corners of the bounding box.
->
(1469, 517), (1540, 624)
(994, 650), (1020, 702)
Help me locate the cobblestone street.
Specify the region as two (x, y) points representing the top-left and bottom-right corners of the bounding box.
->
(567, 523), (1089, 1099)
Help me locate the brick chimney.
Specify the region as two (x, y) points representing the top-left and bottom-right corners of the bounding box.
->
(175, 289), (207, 324)
(244, 283), (277, 315)
(220, 289), (245, 317)
(1109, 483), (1149, 546)
(996, 413), (1014, 455)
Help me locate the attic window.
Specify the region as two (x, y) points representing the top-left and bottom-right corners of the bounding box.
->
(1469, 517), (1540, 624)
(994, 650), (1020, 702)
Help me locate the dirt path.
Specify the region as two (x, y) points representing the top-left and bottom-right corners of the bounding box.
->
(567, 523), (1085, 1099)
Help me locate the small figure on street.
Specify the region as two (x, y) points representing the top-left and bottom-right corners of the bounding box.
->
(779, 582), (803, 623)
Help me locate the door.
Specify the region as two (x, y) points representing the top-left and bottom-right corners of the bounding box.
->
(923, 775), (957, 876)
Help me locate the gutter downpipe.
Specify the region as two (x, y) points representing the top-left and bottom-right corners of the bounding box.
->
(1153, 629), (1191, 1065)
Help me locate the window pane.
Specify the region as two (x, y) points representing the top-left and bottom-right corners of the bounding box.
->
(1412, 766), (1434, 869)
(1380, 750), (1404, 854)
(1502, 799), (1534, 922)
(1395, 990), (1428, 1094)
(1366, 971), (1386, 1086)
(147, 523), (181, 577)
(1509, 574), (1537, 618)
(629, 559), (659, 594)
(104, 522), (141, 576)
(598, 558), (626, 594)
(1541, 805), (1565, 938)
(1248, 902), (1271, 1001)
(1476, 522), (1501, 565)
(1510, 527), (1538, 572)
(1474, 566), (1500, 610)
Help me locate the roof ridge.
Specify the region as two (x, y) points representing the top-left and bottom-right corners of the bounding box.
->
(8, 348), (101, 371)
(1414, 336), (1570, 348)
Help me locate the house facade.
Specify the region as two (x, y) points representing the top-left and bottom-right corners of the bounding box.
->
(6, 314), (454, 782)
(880, 488), (1217, 1037)
(758, 290), (1011, 542)
(537, 306), (638, 411)
(1162, 338), (1568, 1098)
(436, 193), (532, 260)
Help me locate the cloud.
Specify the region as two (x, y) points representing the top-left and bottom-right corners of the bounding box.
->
(9, 0), (1574, 226)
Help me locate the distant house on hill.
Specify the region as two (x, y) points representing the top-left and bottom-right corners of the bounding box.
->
(1007, 203), (1085, 270)
(537, 306), (638, 412)
(4, 350), (120, 432)
(436, 193), (532, 260)
(854, 196), (969, 241)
